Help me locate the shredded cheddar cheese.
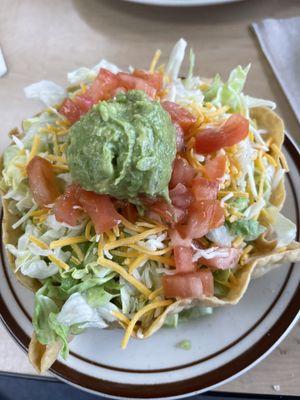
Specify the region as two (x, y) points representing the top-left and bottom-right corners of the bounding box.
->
(149, 49), (161, 73)
(28, 135), (41, 162)
(50, 236), (87, 249)
(148, 287), (163, 301)
(128, 254), (148, 274)
(98, 256), (152, 297)
(28, 235), (69, 270)
(121, 300), (173, 349)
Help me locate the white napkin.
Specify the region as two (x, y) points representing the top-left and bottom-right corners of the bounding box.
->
(252, 17), (300, 123)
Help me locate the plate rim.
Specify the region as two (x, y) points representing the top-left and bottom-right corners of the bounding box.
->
(0, 134), (299, 399)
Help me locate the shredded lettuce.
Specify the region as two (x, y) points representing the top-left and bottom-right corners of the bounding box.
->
(228, 219), (266, 241)
(24, 80), (66, 107)
(228, 197), (249, 212)
(206, 225), (235, 247)
(166, 38), (187, 81)
(264, 206), (296, 247)
(176, 339), (191, 350)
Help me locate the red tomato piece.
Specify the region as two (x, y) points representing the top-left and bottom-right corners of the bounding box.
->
(54, 184), (83, 226)
(191, 176), (219, 201)
(133, 69), (163, 91)
(210, 201), (225, 229)
(174, 246), (196, 273)
(117, 72), (156, 98)
(183, 200), (224, 239)
(169, 229), (192, 247)
(79, 190), (121, 234)
(195, 114), (249, 154)
(87, 68), (120, 102)
(162, 101), (197, 133)
(174, 122), (185, 152)
(111, 86), (126, 97)
(170, 156), (196, 189)
(198, 269), (214, 296)
(122, 202), (138, 224)
(75, 93), (94, 113)
(141, 196), (186, 225)
(205, 153), (227, 180)
(162, 272), (203, 299)
(59, 98), (82, 124)
(169, 183), (193, 210)
(27, 156), (60, 207)
(199, 247), (241, 270)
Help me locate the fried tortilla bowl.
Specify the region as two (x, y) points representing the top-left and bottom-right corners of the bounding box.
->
(1, 105), (300, 373)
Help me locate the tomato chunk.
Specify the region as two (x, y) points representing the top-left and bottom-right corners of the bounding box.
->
(79, 190), (121, 234)
(170, 156), (196, 189)
(195, 114), (249, 154)
(122, 202), (138, 224)
(174, 122), (185, 152)
(183, 200), (224, 239)
(133, 69), (163, 91)
(27, 156), (60, 207)
(191, 176), (219, 201)
(117, 72), (156, 98)
(162, 101), (197, 133)
(199, 247), (241, 270)
(174, 246), (196, 273)
(54, 184), (83, 226)
(205, 153), (227, 180)
(75, 93), (94, 113)
(87, 68), (120, 102)
(170, 183), (193, 210)
(59, 98), (82, 124)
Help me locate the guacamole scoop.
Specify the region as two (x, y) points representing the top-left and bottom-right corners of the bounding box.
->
(67, 90), (176, 200)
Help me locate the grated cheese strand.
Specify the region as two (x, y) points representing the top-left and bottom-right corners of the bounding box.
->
(112, 311), (131, 326)
(98, 256), (151, 297)
(149, 49), (162, 73)
(104, 227), (166, 251)
(71, 243), (84, 261)
(128, 254), (148, 274)
(85, 220), (93, 240)
(120, 216), (144, 233)
(50, 236), (87, 249)
(28, 135), (41, 162)
(28, 235), (69, 270)
(148, 287), (163, 301)
(121, 300), (173, 349)
(130, 244), (172, 256)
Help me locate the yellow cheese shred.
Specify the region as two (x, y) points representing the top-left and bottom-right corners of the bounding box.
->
(148, 287), (163, 301)
(85, 220), (93, 241)
(120, 216), (144, 233)
(29, 235), (69, 270)
(121, 300), (173, 349)
(71, 244), (84, 262)
(149, 49), (162, 73)
(130, 244), (172, 256)
(104, 227), (166, 251)
(50, 236), (87, 249)
(98, 256), (151, 298)
(28, 135), (41, 162)
(128, 254), (149, 274)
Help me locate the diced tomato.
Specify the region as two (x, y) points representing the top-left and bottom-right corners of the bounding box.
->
(199, 247), (241, 270)
(170, 156), (196, 189)
(198, 269), (214, 296)
(174, 246), (196, 273)
(59, 98), (82, 124)
(195, 114), (249, 154)
(169, 229), (192, 247)
(122, 202), (138, 223)
(162, 101), (197, 133)
(117, 72), (156, 98)
(54, 184), (83, 226)
(191, 176), (219, 201)
(133, 69), (163, 91)
(183, 200), (224, 239)
(87, 68), (120, 103)
(174, 122), (185, 152)
(141, 196), (186, 225)
(27, 156), (60, 207)
(210, 201), (225, 229)
(205, 153), (227, 180)
(78, 190), (121, 234)
(162, 272), (203, 299)
(75, 93), (94, 113)
(170, 183), (193, 209)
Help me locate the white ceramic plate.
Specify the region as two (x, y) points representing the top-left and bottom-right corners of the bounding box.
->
(0, 134), (299, 399)
(121, 0), (245, 7)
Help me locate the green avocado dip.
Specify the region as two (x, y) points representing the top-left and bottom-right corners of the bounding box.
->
(66, 90), (176, 200)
